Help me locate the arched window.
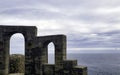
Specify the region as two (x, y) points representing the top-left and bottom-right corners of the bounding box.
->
(48, 42), (55, 64)
(10, 33), (25, 55)
(9, 33), (25, 74)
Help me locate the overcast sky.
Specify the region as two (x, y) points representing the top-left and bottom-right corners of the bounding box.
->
(0, 0), (120, 54)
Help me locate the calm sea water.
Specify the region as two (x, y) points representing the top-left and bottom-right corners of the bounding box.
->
(49, 53), (120, 75)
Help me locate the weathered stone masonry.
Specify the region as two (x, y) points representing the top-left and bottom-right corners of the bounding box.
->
(0, 25), (87, 75)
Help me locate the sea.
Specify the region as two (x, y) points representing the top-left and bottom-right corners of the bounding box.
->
(48, 53), (120, 75)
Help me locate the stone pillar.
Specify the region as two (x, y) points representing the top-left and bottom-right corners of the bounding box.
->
(28, 38), (48, 75)
(0, 30), (11, 75)
(0, 39), (4, 75)
(0, 26), (37, 75)
(0, 29), (6, 75)
(54, 35), (66, 75)
(4, 37), (10, 75)
(42, 64), (55, 75)
(63, 60), (77, 75)
(24, 27), (37, 75)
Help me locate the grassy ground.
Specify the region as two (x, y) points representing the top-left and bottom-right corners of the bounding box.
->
(9, 73), (24, 75)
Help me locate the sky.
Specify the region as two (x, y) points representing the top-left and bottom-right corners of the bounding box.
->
(0, 0), (120, 54)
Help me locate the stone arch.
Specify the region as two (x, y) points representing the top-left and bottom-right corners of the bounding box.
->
(39, 35), (67, 65)
(0, 26), (37, 75)
(42, 40), (56, 64)
(9, 33), (25, 74)
(0, 26), (87, 75)
(10, 33), (25, 54)
(43, 41), (55, 64)
(29, 35), (66, 75)
(48, 42), (55, 64)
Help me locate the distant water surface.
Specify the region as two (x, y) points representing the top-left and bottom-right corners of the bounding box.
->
(49, 53), (120, 75)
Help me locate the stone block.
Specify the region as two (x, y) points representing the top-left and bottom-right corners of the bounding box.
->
(63, 60), (77, 70)
(0, 70), (4, 75)
(73, 66), (87, 75)
(42, 64), (55, 75)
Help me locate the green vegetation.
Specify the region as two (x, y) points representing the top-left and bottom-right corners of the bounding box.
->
(9, 54), (25, 73)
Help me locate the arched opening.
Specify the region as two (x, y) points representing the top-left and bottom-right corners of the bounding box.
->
(10, 33), (25, 55)
(9, 33), (25, 74)
(48, 42), (55, 64)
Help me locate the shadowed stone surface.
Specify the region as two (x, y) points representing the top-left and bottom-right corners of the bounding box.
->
(9, 73), (24, 75)
(0, 25), (87, 75)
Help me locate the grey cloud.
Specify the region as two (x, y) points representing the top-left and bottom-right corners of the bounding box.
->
(0, 6), (66, 20)
(97, 30), (120, 36)
(67, 30), (120, 48)
(1, 0), (120, 24)
(0, 0), (120, 49)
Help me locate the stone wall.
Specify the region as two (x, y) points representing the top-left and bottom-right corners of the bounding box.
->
(0, 25), (87, 75)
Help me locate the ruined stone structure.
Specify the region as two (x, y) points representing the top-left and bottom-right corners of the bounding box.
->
(0, 25), (87, 75)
